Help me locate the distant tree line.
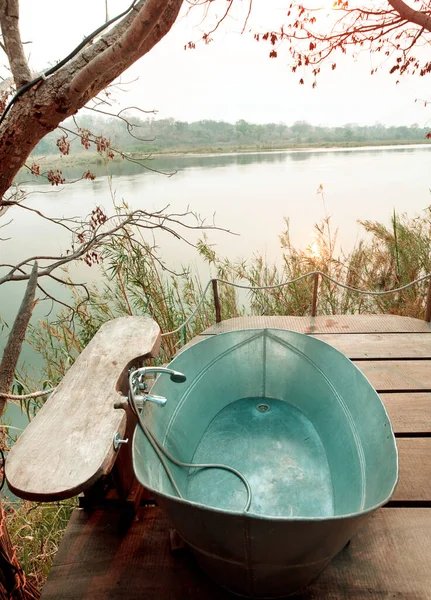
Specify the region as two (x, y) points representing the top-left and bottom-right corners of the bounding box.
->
(33, 116), (431, 156)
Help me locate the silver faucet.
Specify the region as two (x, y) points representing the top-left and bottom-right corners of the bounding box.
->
(129, 367), (187, 408)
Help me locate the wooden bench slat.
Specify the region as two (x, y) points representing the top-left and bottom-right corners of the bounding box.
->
(6, 317), (160, 502)
(41, 506), (431, 600)
(380, 393), (431, 434)
(354, 359), (431, 390)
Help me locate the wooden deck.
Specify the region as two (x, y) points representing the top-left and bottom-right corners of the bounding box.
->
(41, 315), (431, 600)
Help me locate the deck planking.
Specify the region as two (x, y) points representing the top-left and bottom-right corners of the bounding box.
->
(381, 393), (431, 433)
(202, 314), (431, 334)
(313, 332), (431, 359)
(393, 438), (431, 502)
(41, 507), (431, 600)
(356, 360), (431, 391)
(40, 315), (431, 600)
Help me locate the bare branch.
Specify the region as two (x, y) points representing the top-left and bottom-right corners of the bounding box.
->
(0, 208), (236, 286)
(2, 199), (80, 233)
(84, 105), (157, 143)
(0, 0), (31, 87)
(60, 124), (174, 175)
(241, 0), (253, 34)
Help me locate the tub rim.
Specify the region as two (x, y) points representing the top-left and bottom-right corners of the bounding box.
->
(132, 327), (399, 522)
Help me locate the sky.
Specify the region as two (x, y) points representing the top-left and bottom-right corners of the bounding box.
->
(4, 0), (431, 127)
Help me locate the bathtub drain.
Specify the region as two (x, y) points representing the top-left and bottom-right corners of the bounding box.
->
(256, 403), (270, 413)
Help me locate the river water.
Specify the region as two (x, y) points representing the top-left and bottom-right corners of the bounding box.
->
(1, 144), (431, 431)
(5, 144), (431, 272)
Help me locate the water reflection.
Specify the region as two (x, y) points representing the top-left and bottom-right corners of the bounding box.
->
(18, 144), (431, 185)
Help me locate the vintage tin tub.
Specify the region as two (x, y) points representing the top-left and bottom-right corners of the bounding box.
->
(132, 328), (398, 598)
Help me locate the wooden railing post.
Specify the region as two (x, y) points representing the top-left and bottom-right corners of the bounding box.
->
(212, 279), (222, 323)
(311, 273), (319, 317)
(425, 278), (431, 322)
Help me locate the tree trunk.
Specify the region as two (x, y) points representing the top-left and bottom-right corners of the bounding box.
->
(0, 262), (38, 417)
(0, 264), (40, 599)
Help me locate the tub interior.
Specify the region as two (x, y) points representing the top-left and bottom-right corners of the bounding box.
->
(133, 329), (398, 519)
(187, 397), (333, 516)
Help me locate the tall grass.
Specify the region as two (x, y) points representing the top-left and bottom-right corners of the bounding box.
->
(26, 208), (431, 386)
(197, 209), (431, 319)
(2, 498), (76, 590)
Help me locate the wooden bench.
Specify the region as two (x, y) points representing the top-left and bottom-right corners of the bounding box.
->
(6, 315), (431, 599)
(6, 316), (161, 502)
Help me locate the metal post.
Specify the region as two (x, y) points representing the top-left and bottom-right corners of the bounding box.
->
(425, 278), (431, 322)
(311, 273), (319, 317)
(212, 279), (222, 323)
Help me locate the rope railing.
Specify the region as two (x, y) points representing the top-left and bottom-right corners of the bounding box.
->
(3, 271), (431, 401)
(161, 271), (431, 333)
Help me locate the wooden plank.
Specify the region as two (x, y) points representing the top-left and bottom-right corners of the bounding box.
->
(41, 506), (431, 600)
(380, 393), (431, 434)
(355, 360), (431, 391)
(393, 438), (431, 502)
(313, 332), (431, 359)
(203, 315), (431, 335)
(6, 317), (161, 502)
(183, 332), (431, 360)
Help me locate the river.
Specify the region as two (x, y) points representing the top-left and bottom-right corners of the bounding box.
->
(5, 145), (431, 270)
(1, 144), (431, 432)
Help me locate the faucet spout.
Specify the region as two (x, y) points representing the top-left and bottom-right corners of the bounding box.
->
(133, 366), (187, 384)
(129, 366), (187, 410)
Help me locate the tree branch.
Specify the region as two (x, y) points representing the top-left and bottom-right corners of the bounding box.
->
(69, 0), (181, 96)
(0, 0), (31, 87)
(387, 0), (431, 33)
(0, 208), (235, 285)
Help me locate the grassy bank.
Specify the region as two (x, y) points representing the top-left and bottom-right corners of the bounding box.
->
(28, 138), (431, 170)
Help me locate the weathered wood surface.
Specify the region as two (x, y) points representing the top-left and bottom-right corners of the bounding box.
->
(393, 438), (431, 502)
(381, 393), (431, 433)
(6, 317), (161, 501)
(313, 332), (431, 359)
(355, 360), (431, 391)
(41, 507), (431, 600)
(202, 314), (431, 335)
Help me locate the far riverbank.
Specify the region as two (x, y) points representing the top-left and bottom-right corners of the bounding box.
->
(26, 139), (431, 174)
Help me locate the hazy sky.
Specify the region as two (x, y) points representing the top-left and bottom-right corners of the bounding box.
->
(6, 0), (431, 126)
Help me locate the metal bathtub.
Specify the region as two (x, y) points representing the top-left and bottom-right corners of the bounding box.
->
(132, 328), (398, 598)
